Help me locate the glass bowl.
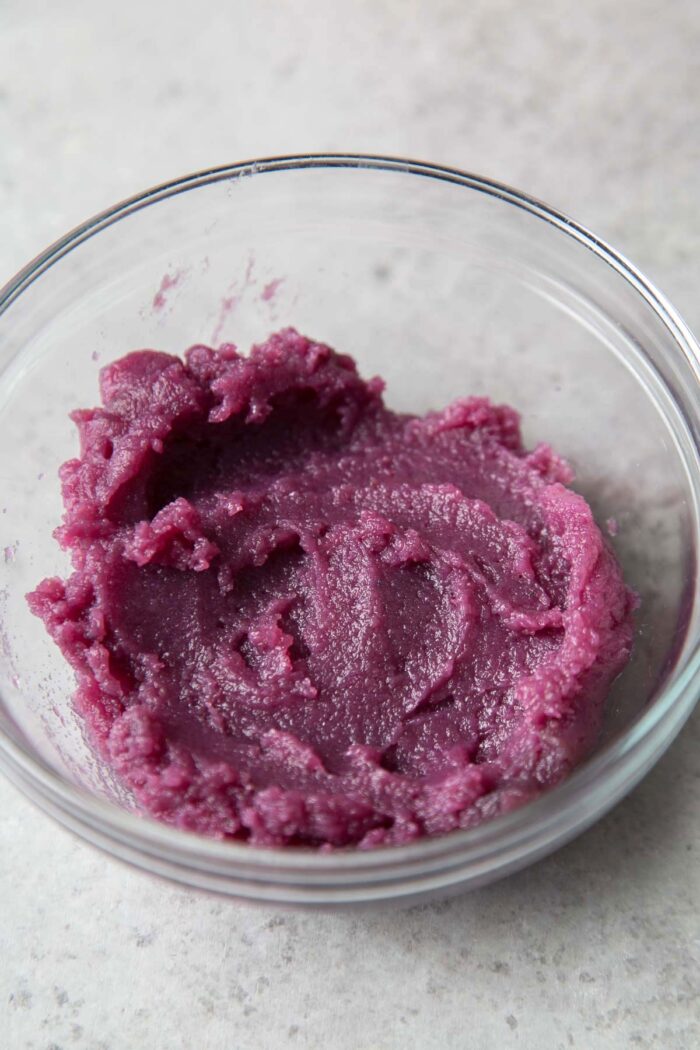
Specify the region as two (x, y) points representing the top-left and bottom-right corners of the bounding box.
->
(1, 155), (699, 907)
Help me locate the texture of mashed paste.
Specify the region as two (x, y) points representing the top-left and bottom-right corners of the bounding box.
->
(29, 329), (635, 847)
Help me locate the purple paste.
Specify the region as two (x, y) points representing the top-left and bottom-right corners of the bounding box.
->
(28, 329), (635, 848)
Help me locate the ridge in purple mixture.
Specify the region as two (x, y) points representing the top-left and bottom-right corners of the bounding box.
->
(29, 328), (635, 848)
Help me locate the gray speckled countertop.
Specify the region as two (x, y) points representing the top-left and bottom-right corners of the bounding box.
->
(2, 2), (699, 1048)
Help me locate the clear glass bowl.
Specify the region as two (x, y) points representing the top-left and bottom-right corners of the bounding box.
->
(1, 155), (699, 906)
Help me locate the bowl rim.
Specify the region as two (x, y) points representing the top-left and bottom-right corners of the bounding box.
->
(1, 152), (700, 884)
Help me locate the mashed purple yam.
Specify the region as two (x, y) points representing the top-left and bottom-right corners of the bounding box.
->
(29, 329), (635, 848)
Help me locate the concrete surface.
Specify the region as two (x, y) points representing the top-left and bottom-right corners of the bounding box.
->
(1, 1), (699, 1048)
